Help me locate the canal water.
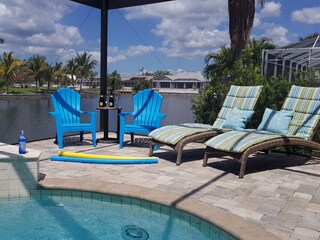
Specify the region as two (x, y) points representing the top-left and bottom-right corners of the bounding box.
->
(0, 93), (197, 144)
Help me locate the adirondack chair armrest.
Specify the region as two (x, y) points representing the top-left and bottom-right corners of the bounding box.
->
(49, 111), (63, 129)
(154, 113), (167, 127)
(120, 112), (134, 117)
(80, 111), (97, 125)
(119, 112), (134, 125)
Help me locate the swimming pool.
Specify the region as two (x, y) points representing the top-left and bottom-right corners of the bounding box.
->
(0, 190), (237, 240)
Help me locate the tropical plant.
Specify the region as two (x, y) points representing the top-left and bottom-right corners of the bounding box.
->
(26, 55), (47, 93)
(107, 70), (122, 94)
(74, 52), (97, 91)
(64, 58), (78, 88)
(203, 45), (233, 82)
(0, 52), (24, 93)
(43, 62), (62, 90)
(203, 38), (275, 84)
(194, 39), (292, 127)
(228, 0), (264, 62)
(133, 79), (151, 92)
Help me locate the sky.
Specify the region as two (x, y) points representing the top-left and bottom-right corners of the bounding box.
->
(0, 0), (319, 76)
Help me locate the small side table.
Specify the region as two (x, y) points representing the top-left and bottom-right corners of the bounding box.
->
(96, 106), (122, 143)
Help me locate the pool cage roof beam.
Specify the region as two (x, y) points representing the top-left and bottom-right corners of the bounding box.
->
(262, 35), (320, 81)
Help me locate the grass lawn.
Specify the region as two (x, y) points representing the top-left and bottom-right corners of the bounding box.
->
(0, 86), (62, 94)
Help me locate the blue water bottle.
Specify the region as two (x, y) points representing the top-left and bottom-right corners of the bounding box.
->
(19, 130), (26, 154)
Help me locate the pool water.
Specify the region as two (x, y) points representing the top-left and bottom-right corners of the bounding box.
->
(0, 191), (236, 240)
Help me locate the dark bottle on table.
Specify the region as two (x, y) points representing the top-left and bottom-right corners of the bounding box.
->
(99, 95), (106, 107)
(109, 95), (114, 107)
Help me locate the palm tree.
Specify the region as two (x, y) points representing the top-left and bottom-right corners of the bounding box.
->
(74, 52), (97, 91)
(0, 52), (24, 93)
(44, 62), (62, 90)
(107, 70), (122, 94)
(242, 37), (276, 66)
(26, 55), (47, 93)
(228, 0), (264, 62)
(64, 58), (78, 88)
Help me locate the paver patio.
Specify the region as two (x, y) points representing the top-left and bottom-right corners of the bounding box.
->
(28, 132), (320, 240)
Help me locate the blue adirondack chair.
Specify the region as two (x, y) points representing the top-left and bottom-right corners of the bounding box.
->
(50, 88), (97, 149)
(119, 89), (166, 148)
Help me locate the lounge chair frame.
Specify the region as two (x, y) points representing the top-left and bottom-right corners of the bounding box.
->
(203, 84), (320, 178)
(149, 130), (227, 165)
(203, 134), (320, 178)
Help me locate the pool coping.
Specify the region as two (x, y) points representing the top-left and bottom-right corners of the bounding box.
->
(38, 178), (281, 240)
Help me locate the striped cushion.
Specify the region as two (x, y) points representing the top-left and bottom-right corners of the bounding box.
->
(282, 85), (320, 140)
(205, 85), (320, 153)
(212, 85), (262, 129)
(149, 85), (262, 145)
(205, 130), (294, 153)
(149, 123), (216, 145)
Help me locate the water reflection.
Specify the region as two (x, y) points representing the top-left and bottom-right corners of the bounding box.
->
(0, 93), (196, 144)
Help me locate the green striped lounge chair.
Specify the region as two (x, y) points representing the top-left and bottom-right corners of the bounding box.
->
(204, 85), (320, 178)
(148, 85), (263, 165)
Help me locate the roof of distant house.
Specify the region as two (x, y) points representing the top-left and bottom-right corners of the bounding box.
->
(164, 71), (207, 82)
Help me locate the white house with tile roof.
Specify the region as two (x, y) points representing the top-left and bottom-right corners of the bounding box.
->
(153, 71), (209, 90)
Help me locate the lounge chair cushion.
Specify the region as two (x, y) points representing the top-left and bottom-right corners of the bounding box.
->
(212, 85), (262, 129)
(223, 108), (254, 130)
(205, 129), (297, 153)
(149, 123), (216, 145)
(257, 108), (294, 134)
(283, 85), (320, 140)
(149, 85), (262, 145)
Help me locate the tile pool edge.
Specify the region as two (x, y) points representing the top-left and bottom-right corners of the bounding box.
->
(37, 178), (281, 240)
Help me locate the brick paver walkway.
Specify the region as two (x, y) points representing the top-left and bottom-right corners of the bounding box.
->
(29, 132), (320, 240)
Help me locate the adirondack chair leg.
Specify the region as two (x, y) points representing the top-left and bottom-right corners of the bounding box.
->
(130, 133), (134, 144)
(119, 128), (124, 149)
(80, 131), (84, 142)
(57, 131), (64, 149)
(54, 133), (58, 144)
(92, 132), (97, 147)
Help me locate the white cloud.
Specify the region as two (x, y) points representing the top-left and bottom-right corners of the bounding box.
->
(260, 2), (281, 17)
(263, 24), (290, 47)
(108, 54), (127, 64)
(292, 7), (320, 24)
(0, 0), (83, 60)
(124, 0), (229, 58)
(254, 2), (281, 27)
(126, 45), (155, 57)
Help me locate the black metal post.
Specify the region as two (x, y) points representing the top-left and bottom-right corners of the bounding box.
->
(100, 0), (108, 131)
(100, 0), (108, 96)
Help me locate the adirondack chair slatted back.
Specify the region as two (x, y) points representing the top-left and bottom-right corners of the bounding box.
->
(133, 89), (163, 126)
(51, 88), (81, 124)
